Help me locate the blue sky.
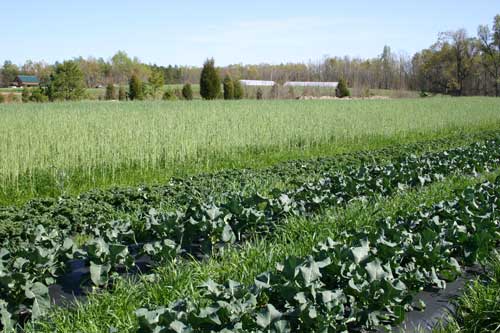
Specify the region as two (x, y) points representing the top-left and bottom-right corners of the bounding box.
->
(1, 0), (498, 66)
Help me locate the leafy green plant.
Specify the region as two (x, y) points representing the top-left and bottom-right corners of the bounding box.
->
(135, 179), (500, 332)
(2, 137), (500, 329)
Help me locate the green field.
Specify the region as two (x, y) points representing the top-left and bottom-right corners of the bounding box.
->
(1, 97), (500, 332)
(0, 97), (499, 205)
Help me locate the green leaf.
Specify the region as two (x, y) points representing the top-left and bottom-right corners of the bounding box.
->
(169, 320), (192, 333)
(256, 304), (282, 328)
(365, 259), (387, 282)
(0, 300), (13, 331)
(90, 261), (111, 286)
(351, 240), (370, 264)
(221, 224), (236, 243)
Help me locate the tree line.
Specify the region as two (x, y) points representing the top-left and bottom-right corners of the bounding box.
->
(1, 14), (499, 100)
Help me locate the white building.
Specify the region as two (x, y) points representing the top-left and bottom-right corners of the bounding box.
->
(239, 80), (276, 86)
(284, 81), (339, 88)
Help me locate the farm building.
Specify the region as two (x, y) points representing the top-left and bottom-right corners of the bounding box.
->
(12, 75), (40, 87)
(284, 81), (338, 88)
(239, 80), (276, 86)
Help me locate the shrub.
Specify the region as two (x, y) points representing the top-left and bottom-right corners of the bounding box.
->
(223, 75), (234, 100)
(256, 88), (263, 100)
(162, 90), (176, 101)
(200, 58), (221, 100)
(118, 86), (127, 101)
(21, 88), (31, 103)
(30, 88), (49, 102)
(182, 83), (193, 100)
(105, 84), (116, 100)
(336, 78), (351, 98)
(233, 80), (244, 100)
(7, 93), (17, 103)
(129, 75), (143, 101)
(0, 94), (4, 103)
(174, 89), (183, 100)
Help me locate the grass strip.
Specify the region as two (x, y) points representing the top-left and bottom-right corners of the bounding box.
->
(433, 255), (500, 333)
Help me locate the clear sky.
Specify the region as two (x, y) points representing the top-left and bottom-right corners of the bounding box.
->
(1, 0), (498, 67)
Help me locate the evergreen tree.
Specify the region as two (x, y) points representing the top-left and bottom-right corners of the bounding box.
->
(223, 74), (234, 100)
(118, 86), (127, 101)
(182, 83), (193, 100)
(200, 58), (221, 100)
(49, 61), (86, 101)
(256, 88), (263, 100)
(129, 74), (144, 100)
(105, 83), (115, 100)
(336, 78), (351, 98)
(233, 80), (244, 99)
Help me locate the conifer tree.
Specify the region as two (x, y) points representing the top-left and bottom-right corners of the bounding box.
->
(118, 86), (127, 101)
(223, 74), (234, 100)
(129, 74), (143, 100)
(105, 83), (115, 100)
(200, 58), (221, 100)
(182, 83), (193, 100)
(336, 78), (351, 98)
(233, 80), (244, 99)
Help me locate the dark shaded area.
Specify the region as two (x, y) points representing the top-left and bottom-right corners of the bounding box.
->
(394, 266), (482, 333)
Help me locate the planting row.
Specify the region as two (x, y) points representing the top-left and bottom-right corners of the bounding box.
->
(1, 130), (498, 241)
(2, 137), (500, 329)
(134, 178), (500, 333)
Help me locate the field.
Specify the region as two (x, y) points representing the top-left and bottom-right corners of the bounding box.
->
(1, 97), (500, 205)
(0, 97), (500, 332)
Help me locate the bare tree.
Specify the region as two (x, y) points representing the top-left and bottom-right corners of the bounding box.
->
(478, 15), (500, 96)
(440, 29), (477, 96)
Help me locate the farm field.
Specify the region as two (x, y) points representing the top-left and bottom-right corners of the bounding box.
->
(0, 98), (500, 332)
(3, 134), (500, 332)
(1, 97), (500, 205)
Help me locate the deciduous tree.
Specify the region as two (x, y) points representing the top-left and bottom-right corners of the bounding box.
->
(478, 15), (500, 96)
(0, 61), (19, 87)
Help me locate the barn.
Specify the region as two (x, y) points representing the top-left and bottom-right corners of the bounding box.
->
(13, 75), (40, 87)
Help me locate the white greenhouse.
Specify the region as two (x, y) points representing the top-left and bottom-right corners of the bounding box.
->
(239, 80), (276, 86)
(284, 81), (339, 88)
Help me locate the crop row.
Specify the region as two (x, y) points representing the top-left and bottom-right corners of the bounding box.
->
(1, 138), (500, 329)
(1, 130), (499, 241)
(134, 178), (500, 333)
